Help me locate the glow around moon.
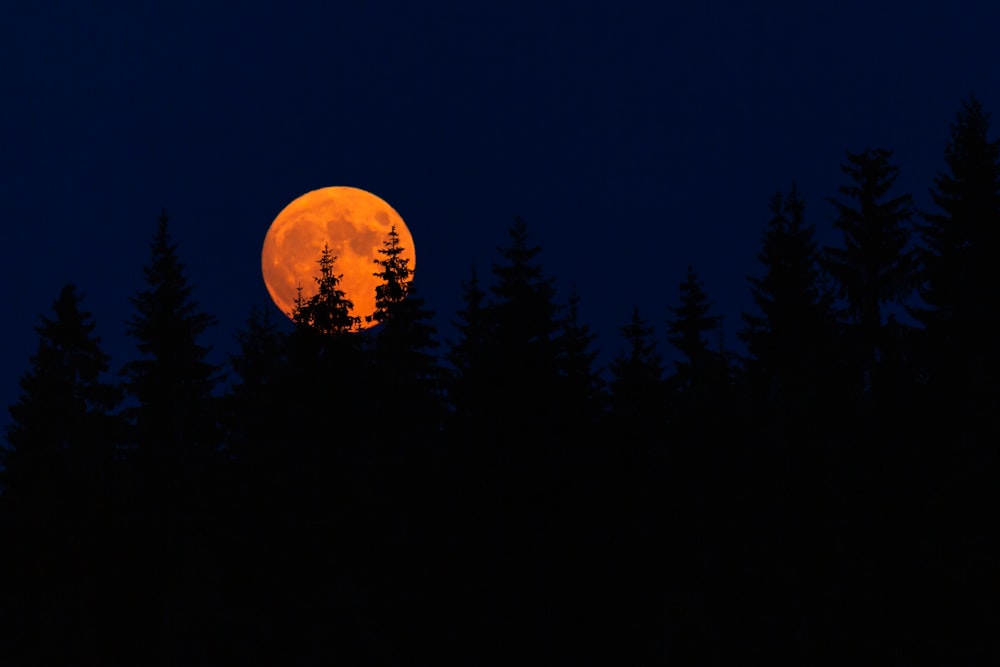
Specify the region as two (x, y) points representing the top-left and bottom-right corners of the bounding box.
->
(261, 186), (416, 327)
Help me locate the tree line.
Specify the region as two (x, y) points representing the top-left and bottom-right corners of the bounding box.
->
(1, 95), (997, 664)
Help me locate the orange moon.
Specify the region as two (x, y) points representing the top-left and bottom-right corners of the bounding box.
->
(261, 186), (416, 327)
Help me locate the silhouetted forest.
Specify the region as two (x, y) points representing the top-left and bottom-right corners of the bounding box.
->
(2, 96), (998, 665)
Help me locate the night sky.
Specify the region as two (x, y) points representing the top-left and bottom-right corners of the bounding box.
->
(3, 1), (999, 427)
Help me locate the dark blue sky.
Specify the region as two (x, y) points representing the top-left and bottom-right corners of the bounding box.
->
(3, 1), (999, 426)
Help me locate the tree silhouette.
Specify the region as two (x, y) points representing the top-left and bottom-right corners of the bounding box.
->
(2, 284), (122, 662)
(291, 243), (360, 336)
(120, 211), (222, 662)
(454, 217), (565, 655)
(123, 212), (219, 457)
(741, 186), (838, 420)
(446, 265), (490, 427)
(555, 284), (605, 422)
(369, 225), (410, 325)
(5, 284), (119, 497)
(609, 305), (664, 421)
(369, 226), (439, 397)
(224, 304), (287, 467)
(666, 265), (721, 399)
(489, 217), (560, 364)
(368, 227), (442, 529)
(912, 95), (1000, 419)
(824, 148), (915, 402)
(457, 216), (562, 434)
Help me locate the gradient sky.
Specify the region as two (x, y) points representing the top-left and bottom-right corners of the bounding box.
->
(3, 1), (999, 428)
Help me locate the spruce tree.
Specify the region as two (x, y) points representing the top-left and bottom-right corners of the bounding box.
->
(483, 217), (561, 428)
(369, 225), (410, 326)
(225, 304), (286, 465)
(824, 148), (915, 400)
(609, 305), (664, 421)
(912, 96), (1000, 408)
(121, 212), (221, 661)
(3, 284), (121, 662)
(291, 243), (360, 336)
(489, 217), (560, 364)
(5, 284), (119, 498)
(369, 226), (441, 431)
(555, 284), (605, 421)
(446, 266), (490, 427)
(741, 186), (837, 414)
(666, 265), (721, 398)
(123, 212), (219, 459)
(447, 266), (488, 380)
(474, 217), (564, 648)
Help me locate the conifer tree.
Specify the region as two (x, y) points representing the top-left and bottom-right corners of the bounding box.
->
(3, 284), (121, 661)
(912, 95), (1000, 408)
(370, 226), (438, 367)
(607, 304), (667, 622)
(484, 217), (561, 427)
(609, 305), (664, 420)
(369, 226), (441, 429)
(913, 95), (1000, 651)
(291, 243), (360, 336)
(556, 285), (605, 420)
(123, 212), (219, 459)
(484, 216), (564, 644)
(225, 304), (286, 464)
(448, 266), (488, 379)
(369, 225), (410, 326)
(741, 186), (837, 412)
(666, 265), (721, 397)
(5, 283), (119, 499)
(447, 266), (490, 425)
(284, 243), (371, 512)
(229, 305), (285, 403)
(824, 148), (915, 400)
(121, 212), (222, 660)
(489, 217), (560, 365)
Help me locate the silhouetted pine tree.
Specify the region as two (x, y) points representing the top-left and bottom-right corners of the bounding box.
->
(824, 148), (915, 404)
(123, 213), (220, 461)
(459, 217), (564, 658)
(223, 304), (289, 485)
(609, 305), (664, 423)
(226, 305), (286, 446)
(446, 266), (490, 427)
(437, 264), (495, 652)
(209, 304), (292, 659)
(555, 284), (605, 424)
(366, 226), (445, 657)
(909, 96), (1000, 654)
(5, 284), (120, 499)
(912, 95), (1000, 418)
(454, 217), (563, 439)
(666, 265), (722, 402)
(291, 243), (360, 336)
(121, 212), (222, 663)
(484, 216), (562, 497)
(285, 242), (369, 485)
(2, 284), (122, 663)
(369, 226), (409, 325)
(606, 304), (668, 610)
(741, 186), (839, 424)
(489, 217), (560, 378)
(369, 225), (441, 419)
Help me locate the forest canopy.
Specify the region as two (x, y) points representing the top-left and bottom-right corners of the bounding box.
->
(1, 95), (998, 665)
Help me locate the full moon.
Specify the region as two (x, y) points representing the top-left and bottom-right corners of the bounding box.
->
(261, 186), (416, 327)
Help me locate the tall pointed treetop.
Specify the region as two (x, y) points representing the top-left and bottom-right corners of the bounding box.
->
(123, 211), (218, 451)
(291, 243), (360, 336)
